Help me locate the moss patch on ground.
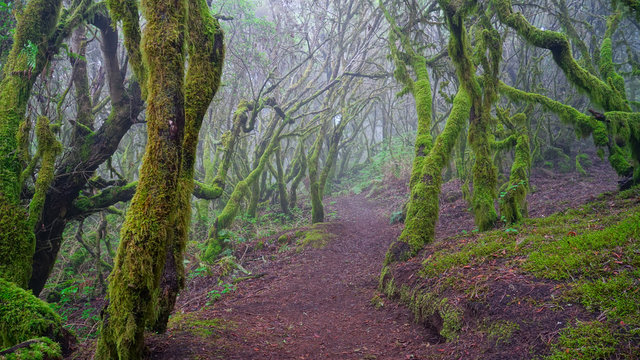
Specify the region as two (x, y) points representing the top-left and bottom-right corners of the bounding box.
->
(167, 312), (235, 339)
(0, 337), (62, 360)
(380, 186), (640, 358)
(296, 223), (336, 251)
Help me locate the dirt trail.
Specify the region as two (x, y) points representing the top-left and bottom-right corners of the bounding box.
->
(144, 157), (618, 359)
(148, 194), (437, 359)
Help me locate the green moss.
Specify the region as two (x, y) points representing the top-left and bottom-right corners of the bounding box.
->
(95, 0), (189, 358)
(493, 0), (630, 112)
(296, 224), (335, 251)
(498, 81), (619, 153)
(570, 271), (640, 326)
(0, 337), (62, 360)
(106, 0), (147, 97)
(308, 121), (325, 224)
(499, 134), (530, 224)
(0, 279), (64, 350)
(152, 0), (225, 333)
(380, 4), (432, 189)
(288, 143), (307, 206)
(167, 312), (233, 338)
(0, 0), (63, 289)
(370, 294), (385, 309)
(378, 265), (390, 292)
(405, 188), (639, 356)
(0, 202), (33, 286)
(526, 211), (640, 280)
(444, 7), (498, 231)
(398, 286), (462, 341)
(575, 156), (587, 176)
(204, 113), (282, 261)
(393, 87), (471, 259)
(547, 321), (618, 360)
(277, 234), (288, 244)
(616, 184), (640, 199)
(27, 116), (62, 229)
(576, 153), (592, 167)
(484, 319), (519, 346)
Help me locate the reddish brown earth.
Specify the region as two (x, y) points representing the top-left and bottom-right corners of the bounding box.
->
(68, 156), (619, 359)
(146, 194), (440, 359)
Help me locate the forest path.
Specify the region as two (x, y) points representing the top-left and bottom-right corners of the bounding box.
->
(145, 157), (618, 359)
(148, 194), (437, 359)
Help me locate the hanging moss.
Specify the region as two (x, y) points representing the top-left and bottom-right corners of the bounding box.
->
(0, 278), (68, 355)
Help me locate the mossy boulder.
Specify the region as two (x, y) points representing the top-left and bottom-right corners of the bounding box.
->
(0, 278), (73, 356)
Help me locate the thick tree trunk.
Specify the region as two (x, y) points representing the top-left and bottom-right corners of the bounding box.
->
(387, 87), (471, 262)
(95, 0), (187, 357)
(0, 0), (63, 287)
(152, 0), (224, 332)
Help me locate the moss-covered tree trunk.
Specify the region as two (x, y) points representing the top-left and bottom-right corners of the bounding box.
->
(308, 119), (327, 224)
(499, 134), (531, 223)
(380, 3), (433, 189)
(95, 0), (187, 357)
(0, 0), (62, 287)
(387, 87), (471, 263)
(384, 3), (473, 261)
(152, 0), (224, 332)
(274, 146), (291, 216)
(288, 141), (307, 207)
(0, 1), (79, 355)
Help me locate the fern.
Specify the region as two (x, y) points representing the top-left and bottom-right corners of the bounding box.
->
(23, 40), (38, 69)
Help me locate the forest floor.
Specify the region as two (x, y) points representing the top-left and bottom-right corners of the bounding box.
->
(146, 193), (439, 359)
(69, 157), (625, 359)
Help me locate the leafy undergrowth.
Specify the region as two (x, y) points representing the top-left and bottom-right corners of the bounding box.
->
(379, 186), (640, 359)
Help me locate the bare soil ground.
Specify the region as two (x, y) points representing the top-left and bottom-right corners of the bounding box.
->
(146, 194), (439, 359)
(68, 156), (619, 359)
